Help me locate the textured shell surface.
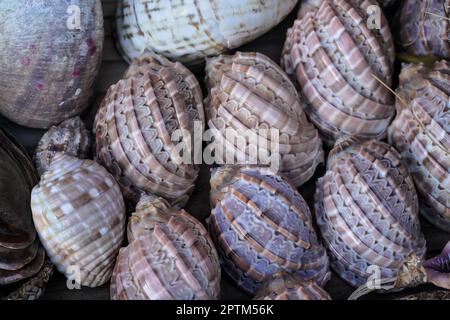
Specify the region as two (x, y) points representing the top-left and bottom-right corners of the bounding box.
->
(389, 61), (450, 232)
(315, 140), (427, 288)
(0, 129), (46, 286)
(31, 154), (126, 287)
(282, 0), (396, 146)
(94, 52), (204, 207)
(205, 52), (324, 187)
(209, 166), (330, 295)
(111, 195), (221, 300)
(397, 0), (450, 60)
(254, 272), (332, 300)
(0, 0), (104, 129)
(115, 0), (299, 65)
(34, 117), (91, 176)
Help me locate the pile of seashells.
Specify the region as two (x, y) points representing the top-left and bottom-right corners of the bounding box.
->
(0, 0), (449, 301)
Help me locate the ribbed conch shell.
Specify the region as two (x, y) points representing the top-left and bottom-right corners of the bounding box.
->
(94, 52), (204, 207)
(34, 117), (91, 176)
(397, 0), (450, 60)
(389, 61), (450, 232)
(31, 154), (126, 287)
(111, 195), (221, 300)
(315, 140), (427, 289)
(0, 129), (45, 286)
(0, 0), (103, 129)
(282, 0), (396, 146)
(115, 0), (299, 65)
(210, 166), (330, 295)
(254, 272), (332, 300)
(205, 52), (324, 187)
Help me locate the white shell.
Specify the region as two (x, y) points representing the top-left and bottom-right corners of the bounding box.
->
(31, 154), (126, 287)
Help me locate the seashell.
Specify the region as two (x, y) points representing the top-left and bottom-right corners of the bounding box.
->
(396, 0), (450, 60)
(422, 241), (450, 290)
(254, 272), (332, 300)
(0, 129), (46, 287)
(34, 117), (91, 176)
(31, 154), (126, 287)
(205, 52), (324, 187)
(209, 166), (330, 295)
(282, 0), (396, 146)
(0, 0), (104, 129)
(94, 52), (204, 207)
(114, 0), (299, 66)
(111, 195), (221, 300)
(315, 140), (428, 289)
(389, 61), (450, 232)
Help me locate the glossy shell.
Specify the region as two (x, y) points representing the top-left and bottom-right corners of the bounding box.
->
(115, 0), (299, 65)
(111, 195), (221, 300)
(94, 52), (204, 206)
(31, 154), (126, 287)
(209, 167), (330, 295)
(34, 117), (91, 176)
(389, 61), (450, 232)
(282, 0), (396, 146)
(205, 52), (324, 187)
(315, 140), (427, 287)
(0, 0), (104, 128)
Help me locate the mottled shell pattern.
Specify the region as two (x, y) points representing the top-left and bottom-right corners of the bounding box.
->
(0, 0), (104, 129)
(111, 195), (221, 300)
(209, 167), (330, 295)
(0, 130), (45, 286)
(34, 117), (91, 176)
(94, 52), (204, 207)
(115, 0), (299, 65)
(315, 140), (427, 288)
(205, 52), (324, 187)
(254, 272), (332, 300)
(31, 154), (126, 287)
(389, 61), (450, 232)
(282, 0), (396, 146)
(397, 0), (450, 60)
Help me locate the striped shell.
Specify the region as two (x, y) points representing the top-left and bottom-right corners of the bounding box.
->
(34, 117), (91, 176)
(209, 167), (330, 295)
(94, 52), (204, 206)
(397, 0), (450, 60)
(0, 0), (103, 129)
(389, 61), (450, 232)
(115, 0), (298, 65)
(282, 0), (396, 146)
(254, 272), (332, 300)
(315, 140), (427, 288)
(205, 52), (324, 187)
(111, 195), (221, 300)
(31, 154), (126, 287)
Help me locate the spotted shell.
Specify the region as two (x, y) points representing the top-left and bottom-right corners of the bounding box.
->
(205, 52), (324, 187)
(209, 166), (330, 295)
(34, 117), (91, 176)
(114, 0), (299, 66)
(397, 0), (450, 60)
(282, 0), (396, 146)
(315, 140), (427, 288)
(111, 195), (221, 300)
(31, 154), (126, 287)
(94, 52), (204, 207)
(0, 0), (103, 129)
(389, 61), (450, 232)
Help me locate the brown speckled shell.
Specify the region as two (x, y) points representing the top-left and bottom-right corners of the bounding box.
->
(0, 0), (104, 129)
(282, 0), (396, 146)
(94, 52), (204, 207)
(389, 61), (450, 232)
(110, 195), (221, 300)
(205, 52), (324, 187)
